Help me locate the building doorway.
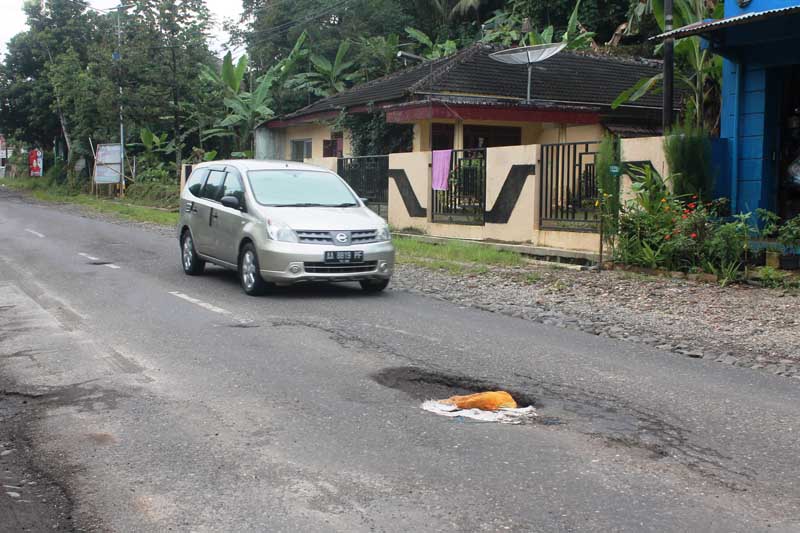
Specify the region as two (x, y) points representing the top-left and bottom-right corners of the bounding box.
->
(779, 65), (800, 220)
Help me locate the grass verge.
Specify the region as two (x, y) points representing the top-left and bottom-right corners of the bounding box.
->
(1, 178), (179, 226)
(394, 236), (525, 274)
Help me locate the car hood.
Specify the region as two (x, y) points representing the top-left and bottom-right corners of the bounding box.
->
(255, 205), (384, 231)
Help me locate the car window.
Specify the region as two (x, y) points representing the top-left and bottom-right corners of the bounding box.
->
(247, 170), (358, 207)
(221, 172), (245, 207)
(201, 169), (226, 201)
(185, 168), (209, 197)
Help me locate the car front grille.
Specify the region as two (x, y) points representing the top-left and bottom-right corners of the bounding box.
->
(296, 231), (334, 244)
(351, 230), (379, 244)
(303, 261), (378, 274)
(296, 230), (380, 245)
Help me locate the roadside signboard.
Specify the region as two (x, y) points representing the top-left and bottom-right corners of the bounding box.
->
(94, 144), (123, 184)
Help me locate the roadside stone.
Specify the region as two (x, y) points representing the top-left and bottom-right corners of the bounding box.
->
(5, 491), (21, 498)
(682, 350), (704, 359)
(0, 449), (15, 457)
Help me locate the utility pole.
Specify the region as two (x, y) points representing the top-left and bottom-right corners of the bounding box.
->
(663, 0), (674, 131)
(116, 6), (126, 197)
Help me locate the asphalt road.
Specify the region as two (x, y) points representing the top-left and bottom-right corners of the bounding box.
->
(1, 186), (799, 532)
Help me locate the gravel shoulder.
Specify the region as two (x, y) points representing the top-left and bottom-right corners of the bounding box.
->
(393, 260), (800, 379)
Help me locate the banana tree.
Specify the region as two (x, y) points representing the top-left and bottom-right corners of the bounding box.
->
(404, 27), (458, 59)
(612, 0), (722, 130)
(293, 40), (361, 97)
(356, 34), (401, 78)
(482, 0), (596, 50)
(203, 33), (308, 156)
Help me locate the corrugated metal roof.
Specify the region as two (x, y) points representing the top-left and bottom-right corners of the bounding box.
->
(653, 5), (800, 40)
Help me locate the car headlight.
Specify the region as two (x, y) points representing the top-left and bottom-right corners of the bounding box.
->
(375, 224), (391, 242)
(266, 219), (298, 243)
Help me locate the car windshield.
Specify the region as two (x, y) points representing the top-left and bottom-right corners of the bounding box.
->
(247, 169), (358, 207)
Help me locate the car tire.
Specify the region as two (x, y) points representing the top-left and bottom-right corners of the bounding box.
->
(239, 243), (268, 296)
(181, 230), (205, 276)
(360, 279), (390, 293)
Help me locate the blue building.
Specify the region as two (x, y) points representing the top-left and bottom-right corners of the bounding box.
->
(661, 0), (800, 219)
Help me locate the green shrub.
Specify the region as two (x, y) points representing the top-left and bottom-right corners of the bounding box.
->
(778, 215), (800, 254)
(664, 122), (713, 200)
(596, 134), (621, 245)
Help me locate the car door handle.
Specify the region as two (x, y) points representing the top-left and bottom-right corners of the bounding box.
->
(185, 202), (198, 213)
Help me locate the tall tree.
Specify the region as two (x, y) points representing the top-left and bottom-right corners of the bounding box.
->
(127, 0), (214, 170)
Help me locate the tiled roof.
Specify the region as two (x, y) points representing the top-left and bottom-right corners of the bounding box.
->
(275, 43), (670, 122)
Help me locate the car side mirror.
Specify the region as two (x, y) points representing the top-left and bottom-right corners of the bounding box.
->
(220, 195), (241, 210)
(360, 197), (369, 205)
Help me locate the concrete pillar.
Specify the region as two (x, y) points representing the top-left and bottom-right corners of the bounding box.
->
(454, 120), (464, 150)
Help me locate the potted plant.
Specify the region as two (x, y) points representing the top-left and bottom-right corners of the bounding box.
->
(756, 209), (781, 268)
(777, 215), (800, 270)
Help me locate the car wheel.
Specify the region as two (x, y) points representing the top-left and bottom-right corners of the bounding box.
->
(181, 230), (205, 275)
(360, 279), (390, 293)
(239, 243), (268, 296)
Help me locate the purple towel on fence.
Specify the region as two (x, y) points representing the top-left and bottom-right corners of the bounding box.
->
(432, 149), (452, 191)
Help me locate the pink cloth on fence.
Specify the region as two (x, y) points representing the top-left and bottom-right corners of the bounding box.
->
(432, 149), (452, 191)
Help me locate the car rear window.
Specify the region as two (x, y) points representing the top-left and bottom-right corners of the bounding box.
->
(185, 168), (209, 197)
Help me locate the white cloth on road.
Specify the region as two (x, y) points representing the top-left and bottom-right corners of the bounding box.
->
(421, 400), (538, 424)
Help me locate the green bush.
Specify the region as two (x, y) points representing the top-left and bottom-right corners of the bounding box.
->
(664, 122), (713, 200)
(615, 162), (751, 282)
(596, 134), (621, 243)
(778, 215), (800, 254)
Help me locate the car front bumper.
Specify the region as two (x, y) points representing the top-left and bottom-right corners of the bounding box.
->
(257, 240), (395, 284)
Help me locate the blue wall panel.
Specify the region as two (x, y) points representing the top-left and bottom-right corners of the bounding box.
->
(725, 0), (799, 19)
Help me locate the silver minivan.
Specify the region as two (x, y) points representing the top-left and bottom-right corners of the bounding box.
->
(178, 160), (395, 295)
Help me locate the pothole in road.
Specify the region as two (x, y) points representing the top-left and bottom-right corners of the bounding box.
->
(227, 322), (260, 329)
(371, 367), (540, 410)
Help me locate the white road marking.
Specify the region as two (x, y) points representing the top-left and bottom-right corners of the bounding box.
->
(25, 229), (45, 238)
(169, 291), (232, 316)
(104, 264), (121, 270)
(78, 253), (101, 261)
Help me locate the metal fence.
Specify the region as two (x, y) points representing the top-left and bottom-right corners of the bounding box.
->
(539, 141), (601, 232)
(432, 148), (487, 225)
(337, 156), (389, 218)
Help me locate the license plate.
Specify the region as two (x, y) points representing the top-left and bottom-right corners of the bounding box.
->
(324, 251), (364, 264)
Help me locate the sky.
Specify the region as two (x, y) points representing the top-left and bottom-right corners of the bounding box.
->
(0, 0), (240, 57)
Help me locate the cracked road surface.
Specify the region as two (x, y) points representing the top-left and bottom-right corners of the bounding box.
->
(1, 187), (799, 532)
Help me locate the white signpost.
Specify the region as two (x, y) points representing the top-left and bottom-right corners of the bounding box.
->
(93, 144), (123, 193)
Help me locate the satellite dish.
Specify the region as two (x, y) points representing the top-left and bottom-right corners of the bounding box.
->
(489, 42), (567, 102)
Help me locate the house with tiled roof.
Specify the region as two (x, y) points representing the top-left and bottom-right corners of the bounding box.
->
(254, 43), (680, 258)
(256, 43), (675, 161)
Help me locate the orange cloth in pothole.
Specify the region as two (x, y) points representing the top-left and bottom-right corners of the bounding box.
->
(440, 391), (517, 411)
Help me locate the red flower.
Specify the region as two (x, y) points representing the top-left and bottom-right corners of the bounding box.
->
(692, 195), (698, 200)
(690, 232), (697, 239)
(665, 234), (672, 240)
(688, 202), (697, 209)
(682, 215), (688, 219)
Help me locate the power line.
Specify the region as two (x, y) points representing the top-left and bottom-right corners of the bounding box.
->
(245, 0), (355, 40)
